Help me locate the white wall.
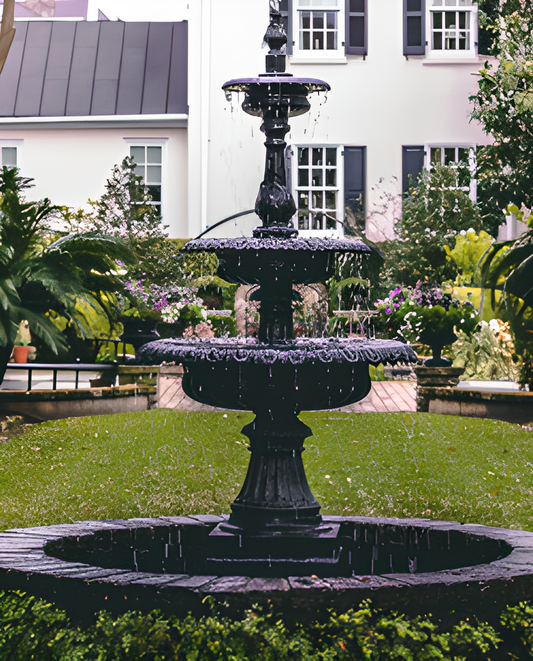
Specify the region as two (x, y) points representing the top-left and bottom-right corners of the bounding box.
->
(194, 0), (491, 241)
(0, 127), (188, 237)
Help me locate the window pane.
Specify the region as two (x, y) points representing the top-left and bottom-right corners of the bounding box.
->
(130, 146), (145, 163)
(325, 147), (337, 166)
(326, 213), (336, 230)
(445, 0), (457, 5)
(433, 31), (442, 49)
(350, 0), (364, 11)
(312, 213), (322, 230)
(444, 148), (456, 165)
(312, 191), (323, 208)
(302, 31), (310, 49)
(433, 11), (442, 28)
(313, 12), (324, 28)
(299, 191), (309, 209)
(326, 11), (336, 29)
(326, 31), (336, 49)
(147, 185), (161, 202)
(147, 146), (162, 164)
(313, 31), (324, 49)
(458, 147), (469, 163)
(432, 0), (443, 5)
(312, 169), (323, 186)
(312, 148), (322, 165)
(445, 12), (456, 28)
(147, 165), (162, 184)
(301, 11), (310, 28)
(1, 147), (17, 167)
(445, 33), (456, 49)
(407, 0), (421, 10)
(326, 190), (336, 208)
(325, 168), (336, 186)
(431, 148), (442, 165)
(298, 169), (309, 186)
(134, 165), (144, 178)
(299, 147), (309, 166)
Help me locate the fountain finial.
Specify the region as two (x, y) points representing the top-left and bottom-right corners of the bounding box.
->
(264, 0), (287, 73)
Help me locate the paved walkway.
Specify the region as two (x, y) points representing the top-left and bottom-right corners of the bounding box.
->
(158, 375), (416, 413)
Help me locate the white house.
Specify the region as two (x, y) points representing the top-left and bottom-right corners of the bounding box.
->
(0, 0), (491, 242)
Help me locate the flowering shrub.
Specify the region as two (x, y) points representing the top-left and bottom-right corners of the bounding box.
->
(375, 284), (480, 346)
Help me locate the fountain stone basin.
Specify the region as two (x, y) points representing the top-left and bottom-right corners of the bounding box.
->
(2, 516), (533, 625)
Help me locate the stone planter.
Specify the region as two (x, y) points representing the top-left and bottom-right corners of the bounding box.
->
(415, 366), (465, 412)
(418, 327), (456, 367)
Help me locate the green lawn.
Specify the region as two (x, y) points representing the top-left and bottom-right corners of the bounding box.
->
(0, 410), (532, 531)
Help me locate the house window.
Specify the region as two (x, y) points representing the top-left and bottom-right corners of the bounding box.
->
(130, 145), (162, 215)
(294, 0), (344, 56)
(428, 0), (477, 57)
(295, 146), (340, 232)
(1, 147), (17, 168)
(428, 145), (476, 200)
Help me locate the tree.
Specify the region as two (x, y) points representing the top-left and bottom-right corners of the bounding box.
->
(471, 1), (533, 234)
(381, 165), (483, 289)
(66, 157), (183, 287)
(0, 168), (133, 380)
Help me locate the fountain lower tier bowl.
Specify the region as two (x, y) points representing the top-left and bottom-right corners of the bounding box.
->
(138, 338), (416, 412)
(2, 516), (533, 625)
(180, 237), (371, 286)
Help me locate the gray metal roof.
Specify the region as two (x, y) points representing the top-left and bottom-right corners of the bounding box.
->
(0, 21), (188, 118)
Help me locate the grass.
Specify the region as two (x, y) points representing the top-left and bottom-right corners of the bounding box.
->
(0, 410), (532, 531)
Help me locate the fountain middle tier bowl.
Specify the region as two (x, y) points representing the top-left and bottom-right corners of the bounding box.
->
(181, 237), (371, 286)
(138, 338), (416, 412)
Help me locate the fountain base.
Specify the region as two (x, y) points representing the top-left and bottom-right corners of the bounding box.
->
(2, 516), (532, 626)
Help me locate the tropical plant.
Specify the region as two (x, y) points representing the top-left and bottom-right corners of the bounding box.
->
(444, 229), (494, 286)
(382, 165), (483, 289)
(0, 167), (133, 380)
(481, 218), (533, 378)
(471, 1), (533, 234)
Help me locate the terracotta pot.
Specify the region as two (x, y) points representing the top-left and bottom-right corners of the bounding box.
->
(13, 346), (30, 363)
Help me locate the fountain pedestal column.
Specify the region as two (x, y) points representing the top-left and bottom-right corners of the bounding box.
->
(229, 410), (320, 529)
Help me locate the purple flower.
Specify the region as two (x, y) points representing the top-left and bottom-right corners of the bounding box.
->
(390, 287), (402, 297)
(385, 306), (392, 315)
(393, 303), (400, 310)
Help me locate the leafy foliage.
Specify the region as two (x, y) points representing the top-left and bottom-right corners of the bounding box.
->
(382, 166), (483, 289)
(451, 319), (520, 381)
(0, 590), (510, 660)
(471, 2), (533, 233)
(65, 157), (185, 288)
(0, 167), (133, 364)
(444, 229), (494, 286)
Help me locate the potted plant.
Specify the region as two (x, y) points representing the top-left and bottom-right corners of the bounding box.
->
(375, 284), (480, 366)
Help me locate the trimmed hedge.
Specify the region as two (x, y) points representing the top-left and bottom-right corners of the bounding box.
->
(2, 590), (533, 660)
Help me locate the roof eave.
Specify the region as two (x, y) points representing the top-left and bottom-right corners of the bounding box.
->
(0, 113), (188, 130)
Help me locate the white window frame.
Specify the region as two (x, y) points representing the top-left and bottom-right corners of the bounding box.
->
(292, 144), (343, 238)
(426, 143), (477, 201)
(123, 138), (167, 220)
(292, 0), (345, 61)
(0, 139), (23, 171)
(426, 0), (478, 60)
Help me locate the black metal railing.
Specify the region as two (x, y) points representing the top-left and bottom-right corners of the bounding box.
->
(3, 363), (118, 391)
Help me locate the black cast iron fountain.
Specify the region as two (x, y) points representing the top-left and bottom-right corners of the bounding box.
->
(1, 2), (533, 625)
(136, 1), (416, 565)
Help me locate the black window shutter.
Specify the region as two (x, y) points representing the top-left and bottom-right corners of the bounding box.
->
(280, 0), (292, 55)
(345, 0), (367, 56)
(402, 146), (425, 193)
(403, 0), (425, 56)
(344, 146), (366, 233)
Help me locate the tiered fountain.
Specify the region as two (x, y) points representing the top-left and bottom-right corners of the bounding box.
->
(0, 2), (531, 625)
